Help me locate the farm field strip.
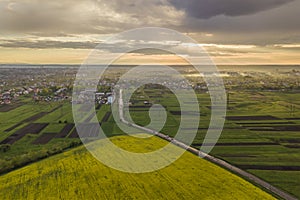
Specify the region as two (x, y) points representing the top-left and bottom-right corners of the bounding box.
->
(32, 132), (57, 145)
(0, 123), (49, 145)
(0, 105), (46, 123)
(3, 104), (63, 132)
(248, 170), (300, 198)
(68, 129), (79, 138)
(55, 124), (74, 138)
(0, 103), (22, 112)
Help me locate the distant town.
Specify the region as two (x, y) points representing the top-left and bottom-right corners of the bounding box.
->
(1, 65), (300, 105)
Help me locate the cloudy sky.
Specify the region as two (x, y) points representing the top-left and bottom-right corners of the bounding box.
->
(0, 0), (299, 64)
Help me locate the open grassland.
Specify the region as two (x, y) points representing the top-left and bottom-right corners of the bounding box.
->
(0, 135), (276, 200)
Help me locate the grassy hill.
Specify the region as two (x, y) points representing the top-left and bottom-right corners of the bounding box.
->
(0, 134), (276, 200)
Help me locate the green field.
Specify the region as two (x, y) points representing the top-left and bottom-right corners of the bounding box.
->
(128, 89), (300, 198)
(1, 89), (300, 198)
(0, 100), (118, 174)
(0, 134), (276, 200)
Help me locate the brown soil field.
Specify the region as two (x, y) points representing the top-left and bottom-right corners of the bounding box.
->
(0, 123), (48, 144)
(32, 132), (56, 144)
(55, 124), (74, 138)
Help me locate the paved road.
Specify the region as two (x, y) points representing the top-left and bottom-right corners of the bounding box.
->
(118, 89), (297, 200)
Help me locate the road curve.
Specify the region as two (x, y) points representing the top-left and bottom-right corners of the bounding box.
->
(117, 89), (297, 200)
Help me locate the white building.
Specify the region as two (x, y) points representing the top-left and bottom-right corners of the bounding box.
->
(107, 95), (115, 104)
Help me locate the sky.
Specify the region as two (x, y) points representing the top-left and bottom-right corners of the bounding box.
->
(0, 0), (299, 65)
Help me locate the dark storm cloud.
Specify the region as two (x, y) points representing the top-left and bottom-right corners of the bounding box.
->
(0, 0), (299, 46)
(169, 0), (294, 18)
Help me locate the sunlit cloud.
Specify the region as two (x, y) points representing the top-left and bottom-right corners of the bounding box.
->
(273, 44), (300, 48)
(201, 44), (257, 49)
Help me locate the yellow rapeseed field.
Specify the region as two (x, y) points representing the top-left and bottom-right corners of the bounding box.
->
(0, 134), (276, 200)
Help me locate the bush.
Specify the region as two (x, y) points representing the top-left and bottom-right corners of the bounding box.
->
(69, 141), (82, 148)
(0, 144), (11, 152)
